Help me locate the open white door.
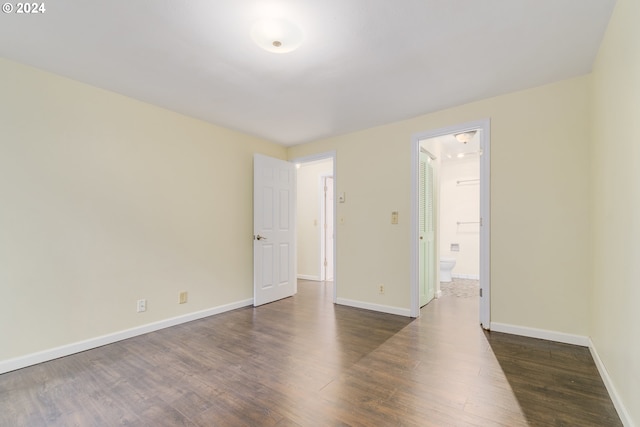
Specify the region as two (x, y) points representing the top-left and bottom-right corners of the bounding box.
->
(254, 154), (297, 306)
(419, 151), (436, 307)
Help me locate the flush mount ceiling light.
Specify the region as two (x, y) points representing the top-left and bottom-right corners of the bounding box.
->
(454, 130), (477, 144)
(251, 19), (303, 54)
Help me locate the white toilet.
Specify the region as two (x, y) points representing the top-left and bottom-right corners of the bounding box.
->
(440, 257), (457, 282)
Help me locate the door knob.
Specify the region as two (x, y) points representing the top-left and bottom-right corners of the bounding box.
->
(255, 234), (267, 240)
(419, 236), (423, 240)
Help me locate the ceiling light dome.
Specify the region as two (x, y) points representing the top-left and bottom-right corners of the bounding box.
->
(454, 130), (477, 144)
(251, 18), (303, 54)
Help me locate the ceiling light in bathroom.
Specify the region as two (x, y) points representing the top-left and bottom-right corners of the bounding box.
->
(251, 18), (304, 53)
(454, 130), (477, 144)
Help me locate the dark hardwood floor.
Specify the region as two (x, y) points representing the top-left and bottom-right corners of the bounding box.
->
(1, 279), (621, 426)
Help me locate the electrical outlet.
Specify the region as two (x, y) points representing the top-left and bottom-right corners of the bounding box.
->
(136, 299), (146, 313)
(179, 291), (188, 304)
(378, 284), (385, 294)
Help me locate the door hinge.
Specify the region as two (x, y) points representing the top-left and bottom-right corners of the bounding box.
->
(479, 288), (483, 297)
(324, 259), (328, 267)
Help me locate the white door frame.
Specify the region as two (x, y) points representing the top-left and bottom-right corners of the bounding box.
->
(290, 151), (337, 303)
(409, 119), (491, 329)
(320, 174), (334, 282)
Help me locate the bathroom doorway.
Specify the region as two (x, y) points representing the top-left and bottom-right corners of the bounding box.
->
(410, 120), (490, 328)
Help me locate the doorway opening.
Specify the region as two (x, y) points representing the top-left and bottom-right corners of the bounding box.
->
(410, 120), (490, 328)
(291, 152), (337, 302)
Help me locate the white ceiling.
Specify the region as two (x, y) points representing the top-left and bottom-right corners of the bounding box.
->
(0, 1), (616, 146)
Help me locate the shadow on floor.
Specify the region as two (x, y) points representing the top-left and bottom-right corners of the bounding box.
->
(485, 330), (622, 426)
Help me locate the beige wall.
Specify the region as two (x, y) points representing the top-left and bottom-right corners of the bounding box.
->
(296, 160), (333, 280)
(0, 59), (285, 361)
(290, 128), (414, 310)
(591, 0), (640, 423)
(288, 75), (592, 333)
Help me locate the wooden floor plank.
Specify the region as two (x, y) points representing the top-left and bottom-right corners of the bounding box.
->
(0, 279), (622, 426)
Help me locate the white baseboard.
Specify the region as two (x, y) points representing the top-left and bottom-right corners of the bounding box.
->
(336, 298), (411, 317)
(589, 339), (635, 427)
(489, 322), (590, 347)
(452, 273), (480, 280)
(0, 298), (254, 375)
(297, 274), (320, 281)
(298, 274), (321, 282)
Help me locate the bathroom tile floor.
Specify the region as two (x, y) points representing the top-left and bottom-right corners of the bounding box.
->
(440, 277), (480, 298)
